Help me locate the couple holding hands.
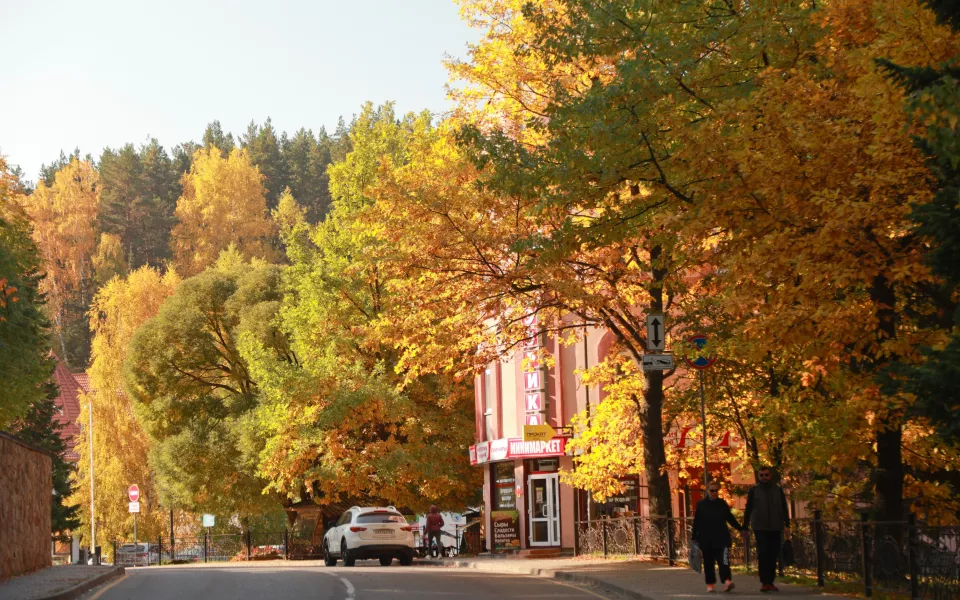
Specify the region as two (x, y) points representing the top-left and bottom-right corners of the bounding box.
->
(691, 467), (791, 593)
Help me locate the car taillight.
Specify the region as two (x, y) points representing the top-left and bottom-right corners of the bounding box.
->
(400, 526), (412, 531)
(349, 526), (367, 532)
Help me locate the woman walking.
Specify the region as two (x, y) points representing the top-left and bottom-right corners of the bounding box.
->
(692, 482), (742, 592)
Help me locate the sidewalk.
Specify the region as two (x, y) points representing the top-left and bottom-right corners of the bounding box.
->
(0, 565), (124, 600)
(430, 556), (835, 600)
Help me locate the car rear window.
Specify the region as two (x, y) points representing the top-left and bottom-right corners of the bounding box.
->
(356, 512), (406, 524)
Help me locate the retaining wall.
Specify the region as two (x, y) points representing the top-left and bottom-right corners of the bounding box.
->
(0, 431), (52, 580)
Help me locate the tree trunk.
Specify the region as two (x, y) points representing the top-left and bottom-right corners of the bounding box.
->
(871, 272), (904, 522)
(641, 243), (672, 517)
(875, 426), (904, 521)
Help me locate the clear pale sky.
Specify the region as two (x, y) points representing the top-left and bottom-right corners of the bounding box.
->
(0, 0), (479, 182)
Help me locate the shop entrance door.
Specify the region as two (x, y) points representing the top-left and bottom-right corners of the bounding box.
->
(527, 473), (560, 546)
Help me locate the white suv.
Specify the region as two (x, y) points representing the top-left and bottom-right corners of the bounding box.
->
(323, 506), (415, 566)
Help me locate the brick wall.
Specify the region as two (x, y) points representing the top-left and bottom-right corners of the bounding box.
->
(0, 431), (52, 580)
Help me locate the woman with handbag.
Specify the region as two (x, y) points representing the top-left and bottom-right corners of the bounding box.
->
(692, 482), (742, 592)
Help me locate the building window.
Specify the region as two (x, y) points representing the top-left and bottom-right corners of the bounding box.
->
(602, 476), (641, 517)
(492, 463), (516, 510)
(526, 458), (559, 473)
(484, 367), (497, 440)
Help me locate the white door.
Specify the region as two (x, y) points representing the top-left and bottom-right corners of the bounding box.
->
(527, 474), (560, 546)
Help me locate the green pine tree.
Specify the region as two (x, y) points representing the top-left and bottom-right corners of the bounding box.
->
(242, 118), (288, 210)
(201, 121), (236, 156)
(282, 128), (332, 222)
(10, 382), (81, 542)
(878, 1), (960, 445)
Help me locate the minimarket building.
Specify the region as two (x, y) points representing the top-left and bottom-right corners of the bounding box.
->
(469, 316), (776, 555)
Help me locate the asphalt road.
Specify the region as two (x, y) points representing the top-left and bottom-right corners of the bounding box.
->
(83, 563), (613, 600)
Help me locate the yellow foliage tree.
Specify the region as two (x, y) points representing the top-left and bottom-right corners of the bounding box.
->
(171, 148), (276, 276)
(20, 159), (100, 365)
(70, 266), (180, 554)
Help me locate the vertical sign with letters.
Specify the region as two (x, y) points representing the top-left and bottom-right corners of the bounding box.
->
(521, 314), (548, 426)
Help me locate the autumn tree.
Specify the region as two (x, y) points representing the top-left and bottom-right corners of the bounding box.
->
(242, 103), (480, 512)
(171, 148), (276, 276)
(20, 158), (101, 368)
(38, 148), (81, 187)
(0, 156), (54, 427)
(70, 266), (180, 550)
(125, 253), (286, 516)
(383, 0), (815, 514)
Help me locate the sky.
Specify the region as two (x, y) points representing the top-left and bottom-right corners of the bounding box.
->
(0, 0), (480, 182)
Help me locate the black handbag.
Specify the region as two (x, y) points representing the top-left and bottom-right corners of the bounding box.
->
(780, 539), (795, 567)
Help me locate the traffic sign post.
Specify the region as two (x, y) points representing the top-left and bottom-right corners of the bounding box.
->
(646, 313), (666, 352)
(129, 484), (140, 561)
(684, 335), (716, 491)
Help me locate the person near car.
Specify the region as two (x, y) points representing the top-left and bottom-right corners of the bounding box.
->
(741, 466), (791, 592)
(425, 505), (445, 556)
(692, 481), (742, 592)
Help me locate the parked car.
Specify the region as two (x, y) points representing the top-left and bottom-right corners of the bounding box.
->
(173, 545), (203, 563)
(323, 506), (415, 567)
(115, 543), (158, 566)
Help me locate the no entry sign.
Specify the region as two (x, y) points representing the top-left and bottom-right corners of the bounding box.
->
(128, 484), (140, 503)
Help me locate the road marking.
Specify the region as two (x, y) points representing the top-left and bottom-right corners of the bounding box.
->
(320, 571), (355, 600)
(86, 573), (127, 600)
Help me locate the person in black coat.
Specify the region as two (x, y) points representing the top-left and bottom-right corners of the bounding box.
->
(692, 482), (742, 592)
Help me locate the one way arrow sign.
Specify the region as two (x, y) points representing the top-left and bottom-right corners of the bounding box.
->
(646, 313), (666, 351)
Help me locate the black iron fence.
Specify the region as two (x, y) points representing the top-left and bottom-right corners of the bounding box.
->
(113, 530), (300, 565)
(575, 513), (960, 600)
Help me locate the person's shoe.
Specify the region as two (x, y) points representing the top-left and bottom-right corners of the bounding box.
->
(707, 584), (715, 592)
(769, 585), (780, 592)
(760, 585), (773, 593)
(724, 581), (735, 593)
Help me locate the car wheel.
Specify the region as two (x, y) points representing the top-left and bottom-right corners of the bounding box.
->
(341, 541), (355, 567)
(323, 542), (337, 567)
(399, 553), (413, 566)
(379, 556), (392, 566)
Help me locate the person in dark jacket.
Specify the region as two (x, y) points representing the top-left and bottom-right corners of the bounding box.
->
(425, 505), (445, 556)
(692, 481), (742, 592)
(741, 467), (791, 592)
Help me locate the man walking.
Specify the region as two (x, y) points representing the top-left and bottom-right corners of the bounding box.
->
(425, 505), (445, 557)
(741, 467), (791, 592)
(692, 481), (742, 592)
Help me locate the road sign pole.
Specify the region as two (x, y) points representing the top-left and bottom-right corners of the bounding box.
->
(700, 369), (709, 491)
(134, 511), (138, 564)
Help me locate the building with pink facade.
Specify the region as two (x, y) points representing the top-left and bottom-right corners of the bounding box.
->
(469, 317), (783, 555)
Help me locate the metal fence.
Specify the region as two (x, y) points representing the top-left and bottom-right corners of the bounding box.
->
(575, 513), (960, 600)
(114, 531), (294, 565)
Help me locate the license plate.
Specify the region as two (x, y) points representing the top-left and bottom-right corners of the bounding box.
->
(374, 529), (394, 536)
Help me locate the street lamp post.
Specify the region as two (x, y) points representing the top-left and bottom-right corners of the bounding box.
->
(88, 397), (95, 561)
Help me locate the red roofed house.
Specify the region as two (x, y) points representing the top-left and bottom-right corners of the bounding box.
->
(50, 356), (87, 463)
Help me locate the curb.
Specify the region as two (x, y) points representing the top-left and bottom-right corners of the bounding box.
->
(439, 560), (655, 600)
(37, 566), (125, 600)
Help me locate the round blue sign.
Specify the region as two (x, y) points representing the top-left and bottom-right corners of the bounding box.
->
(684, 334), (716, 370)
